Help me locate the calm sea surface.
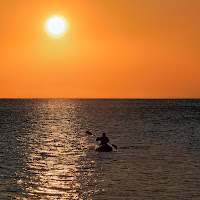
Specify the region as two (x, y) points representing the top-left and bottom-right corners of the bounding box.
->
(0, 99), (200, 199)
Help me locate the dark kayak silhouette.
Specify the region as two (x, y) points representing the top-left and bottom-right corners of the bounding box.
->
(95, 144), (113, 152)
(86, 131), (117, 152)
(95, 133), (113, 152)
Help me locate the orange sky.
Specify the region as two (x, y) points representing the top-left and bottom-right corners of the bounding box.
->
(1, 0), (200, 98)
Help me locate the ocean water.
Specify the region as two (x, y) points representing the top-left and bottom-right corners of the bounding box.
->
(0, 99), (200, 200)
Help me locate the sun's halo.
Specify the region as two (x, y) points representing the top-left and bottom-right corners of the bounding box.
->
(45, 15), (68, 38)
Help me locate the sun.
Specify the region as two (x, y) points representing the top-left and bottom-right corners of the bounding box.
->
(45, 15), (68, 38)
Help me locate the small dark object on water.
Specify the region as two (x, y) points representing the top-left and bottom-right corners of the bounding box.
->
(96, 144), (113, 152)
(112, 144), (118, 149)
(86, 131), (93, 135)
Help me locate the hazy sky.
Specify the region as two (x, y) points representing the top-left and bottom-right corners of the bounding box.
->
(1, 0), (200, 98)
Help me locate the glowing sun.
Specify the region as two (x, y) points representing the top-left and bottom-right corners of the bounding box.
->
(45, 15), (68, 38)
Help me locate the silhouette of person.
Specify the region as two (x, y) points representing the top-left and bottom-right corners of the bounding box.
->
(96, 133), (109, 146)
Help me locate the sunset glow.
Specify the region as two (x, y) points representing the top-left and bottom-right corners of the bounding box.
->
(45, 15), (68, 38)
(1, 1), (200, 98)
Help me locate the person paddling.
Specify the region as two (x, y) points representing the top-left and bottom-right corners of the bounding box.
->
(96, 133), (109, 146)
(86, 131), (117, 151)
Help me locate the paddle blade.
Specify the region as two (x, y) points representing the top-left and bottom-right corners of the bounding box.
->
(86, 131), (93, 135)
(112, 144), (118, 149)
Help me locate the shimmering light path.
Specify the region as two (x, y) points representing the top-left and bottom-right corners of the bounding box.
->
(0, 99), (200, 199)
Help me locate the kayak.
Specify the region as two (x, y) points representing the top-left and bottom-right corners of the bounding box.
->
(95, 144), (113, 152)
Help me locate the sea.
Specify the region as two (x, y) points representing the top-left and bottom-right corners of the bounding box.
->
(0, 99), (200, 200)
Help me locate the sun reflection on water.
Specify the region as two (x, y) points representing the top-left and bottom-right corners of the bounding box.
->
(3, 99), (200, 199)
(26, 133), (95, 199)
(20, 100), (98, 199)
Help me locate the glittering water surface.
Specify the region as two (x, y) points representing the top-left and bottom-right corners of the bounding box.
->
(0, 99), (200, 199)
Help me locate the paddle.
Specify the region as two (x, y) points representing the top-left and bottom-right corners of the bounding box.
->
(86, 130), (93, 135)
(86, 131), (118, 149)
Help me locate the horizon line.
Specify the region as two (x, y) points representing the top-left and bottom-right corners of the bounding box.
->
(0, 98), (200, 100)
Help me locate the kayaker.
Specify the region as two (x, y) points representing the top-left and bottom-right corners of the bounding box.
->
(96, 133), (109, 146)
